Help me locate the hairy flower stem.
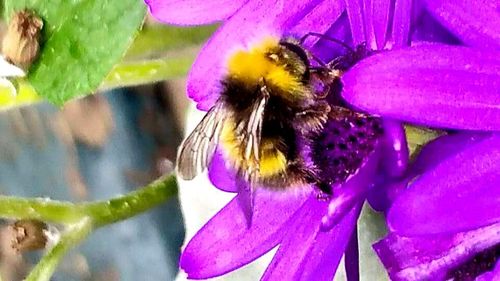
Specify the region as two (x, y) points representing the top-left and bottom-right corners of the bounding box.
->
(0, 175), (178, 281)
(83, 175), (178, 227)
(0, 175), (177, 224)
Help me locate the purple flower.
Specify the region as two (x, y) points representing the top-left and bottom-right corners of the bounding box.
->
(374, 133), (500, 281)
(146, 0), (500, 279)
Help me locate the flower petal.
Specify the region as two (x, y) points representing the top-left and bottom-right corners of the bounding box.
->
(262, 200), (361, 281)
(363, 0), (392, 50)
(388, 134), (500, 236)
(374, 222), (500, 281)
(290, 0), (345, 45)
(390, 0), (412, 47)
(344, 225), (360, 281)
(368, 132), (488, 212)
(410, 132), (490, 177)
(342, 45), (500, 131)
(187, 0), (325, 110)
(208, 149), (238, 192)
(145, 0), (247, 25)
(311, 13), (353, 63)
(411, 11), (461, 45)
(322, 146), (380, 230)
(476, 260), (500, 281)
(345, 0), (366, 45)
(380, 120), (408, 178)
(423, 0), (500, 48)
(301, 205), (362, 281)
(180, 190), (309, 278)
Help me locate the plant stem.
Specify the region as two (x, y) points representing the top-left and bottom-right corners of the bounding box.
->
(81, 175), (178, 227)
(0, 196), (84, 224)
(0, 175), (178, 226)
(25, 218), (93, 281)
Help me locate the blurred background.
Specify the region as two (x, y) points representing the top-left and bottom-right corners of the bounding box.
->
(0, 83), (188, 280)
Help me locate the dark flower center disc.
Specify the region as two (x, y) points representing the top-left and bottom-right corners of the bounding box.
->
(311, 106), (383, 191)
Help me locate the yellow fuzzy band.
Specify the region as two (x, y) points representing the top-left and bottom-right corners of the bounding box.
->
(220, 119), (287, 179)
(226, 36), (305, 98)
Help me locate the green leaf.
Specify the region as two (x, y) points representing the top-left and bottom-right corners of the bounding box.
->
(4, 0), (146, 105)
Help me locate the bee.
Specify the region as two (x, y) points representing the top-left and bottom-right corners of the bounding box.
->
(176, 35), (342, 195)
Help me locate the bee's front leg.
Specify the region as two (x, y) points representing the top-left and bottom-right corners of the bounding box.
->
(294, 101), (331, 134)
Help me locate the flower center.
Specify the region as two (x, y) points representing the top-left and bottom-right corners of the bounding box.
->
(311, 106), (383, 194)
(447, 243), (500, 280)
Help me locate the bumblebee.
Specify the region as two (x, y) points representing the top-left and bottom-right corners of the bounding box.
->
(177, 36), (339, 193)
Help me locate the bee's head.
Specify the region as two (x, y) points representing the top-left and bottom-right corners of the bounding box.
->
(271, 39), (310, 80)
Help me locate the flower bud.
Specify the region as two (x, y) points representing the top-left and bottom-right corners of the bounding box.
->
(10, 219), (49, 252)
(2, 10), (43, 71)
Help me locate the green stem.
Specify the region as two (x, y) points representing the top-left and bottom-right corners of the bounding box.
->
(0, 196), (84, 224)
(0, 175), (178, 226)
(25, 218), (93, 281)
(81, 175), (178, 227)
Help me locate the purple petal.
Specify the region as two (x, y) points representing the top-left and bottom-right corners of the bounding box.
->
(180, 190), (310, 278)
(236, 176), (254, 225)
(344, 224), (360, 281)
(290, 0), (345, 46)
(388, 134), (500, 236)
(380, 120), (408, 178)
(262, 201), (361, 281)
(186, 0), (325, 110)
(208, 149), (238, 192)
(311, 13), (353, 63)
(374, 222), (500, 281)
(411, 10), (461, 45)
(368, 132), (487, 212)
(345, 0), (366, 45)
(321, 147), (380, 230)
(145, 0), (246, 25)
(476, 261), (500, 281)
(300, 205), (362, 281)
(423, 0), (500, 49)
(342, 45), (500, 131)
(410, 132), (490, 177)
(367, 178), (408, 212)
(390, 0), (412, 47)
(363, 0), (392, 50)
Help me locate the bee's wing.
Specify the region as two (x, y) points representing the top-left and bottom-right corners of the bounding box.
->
(176, 101), (228, 180)
(241, 87), (270, 183)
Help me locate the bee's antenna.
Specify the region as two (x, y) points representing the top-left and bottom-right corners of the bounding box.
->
(300, 32), (355, 54)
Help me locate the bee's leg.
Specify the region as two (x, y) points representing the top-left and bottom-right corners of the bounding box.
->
(294, 101), (331, 134)
(299, 32), (354, 53)
(299, 167), (332, 200)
